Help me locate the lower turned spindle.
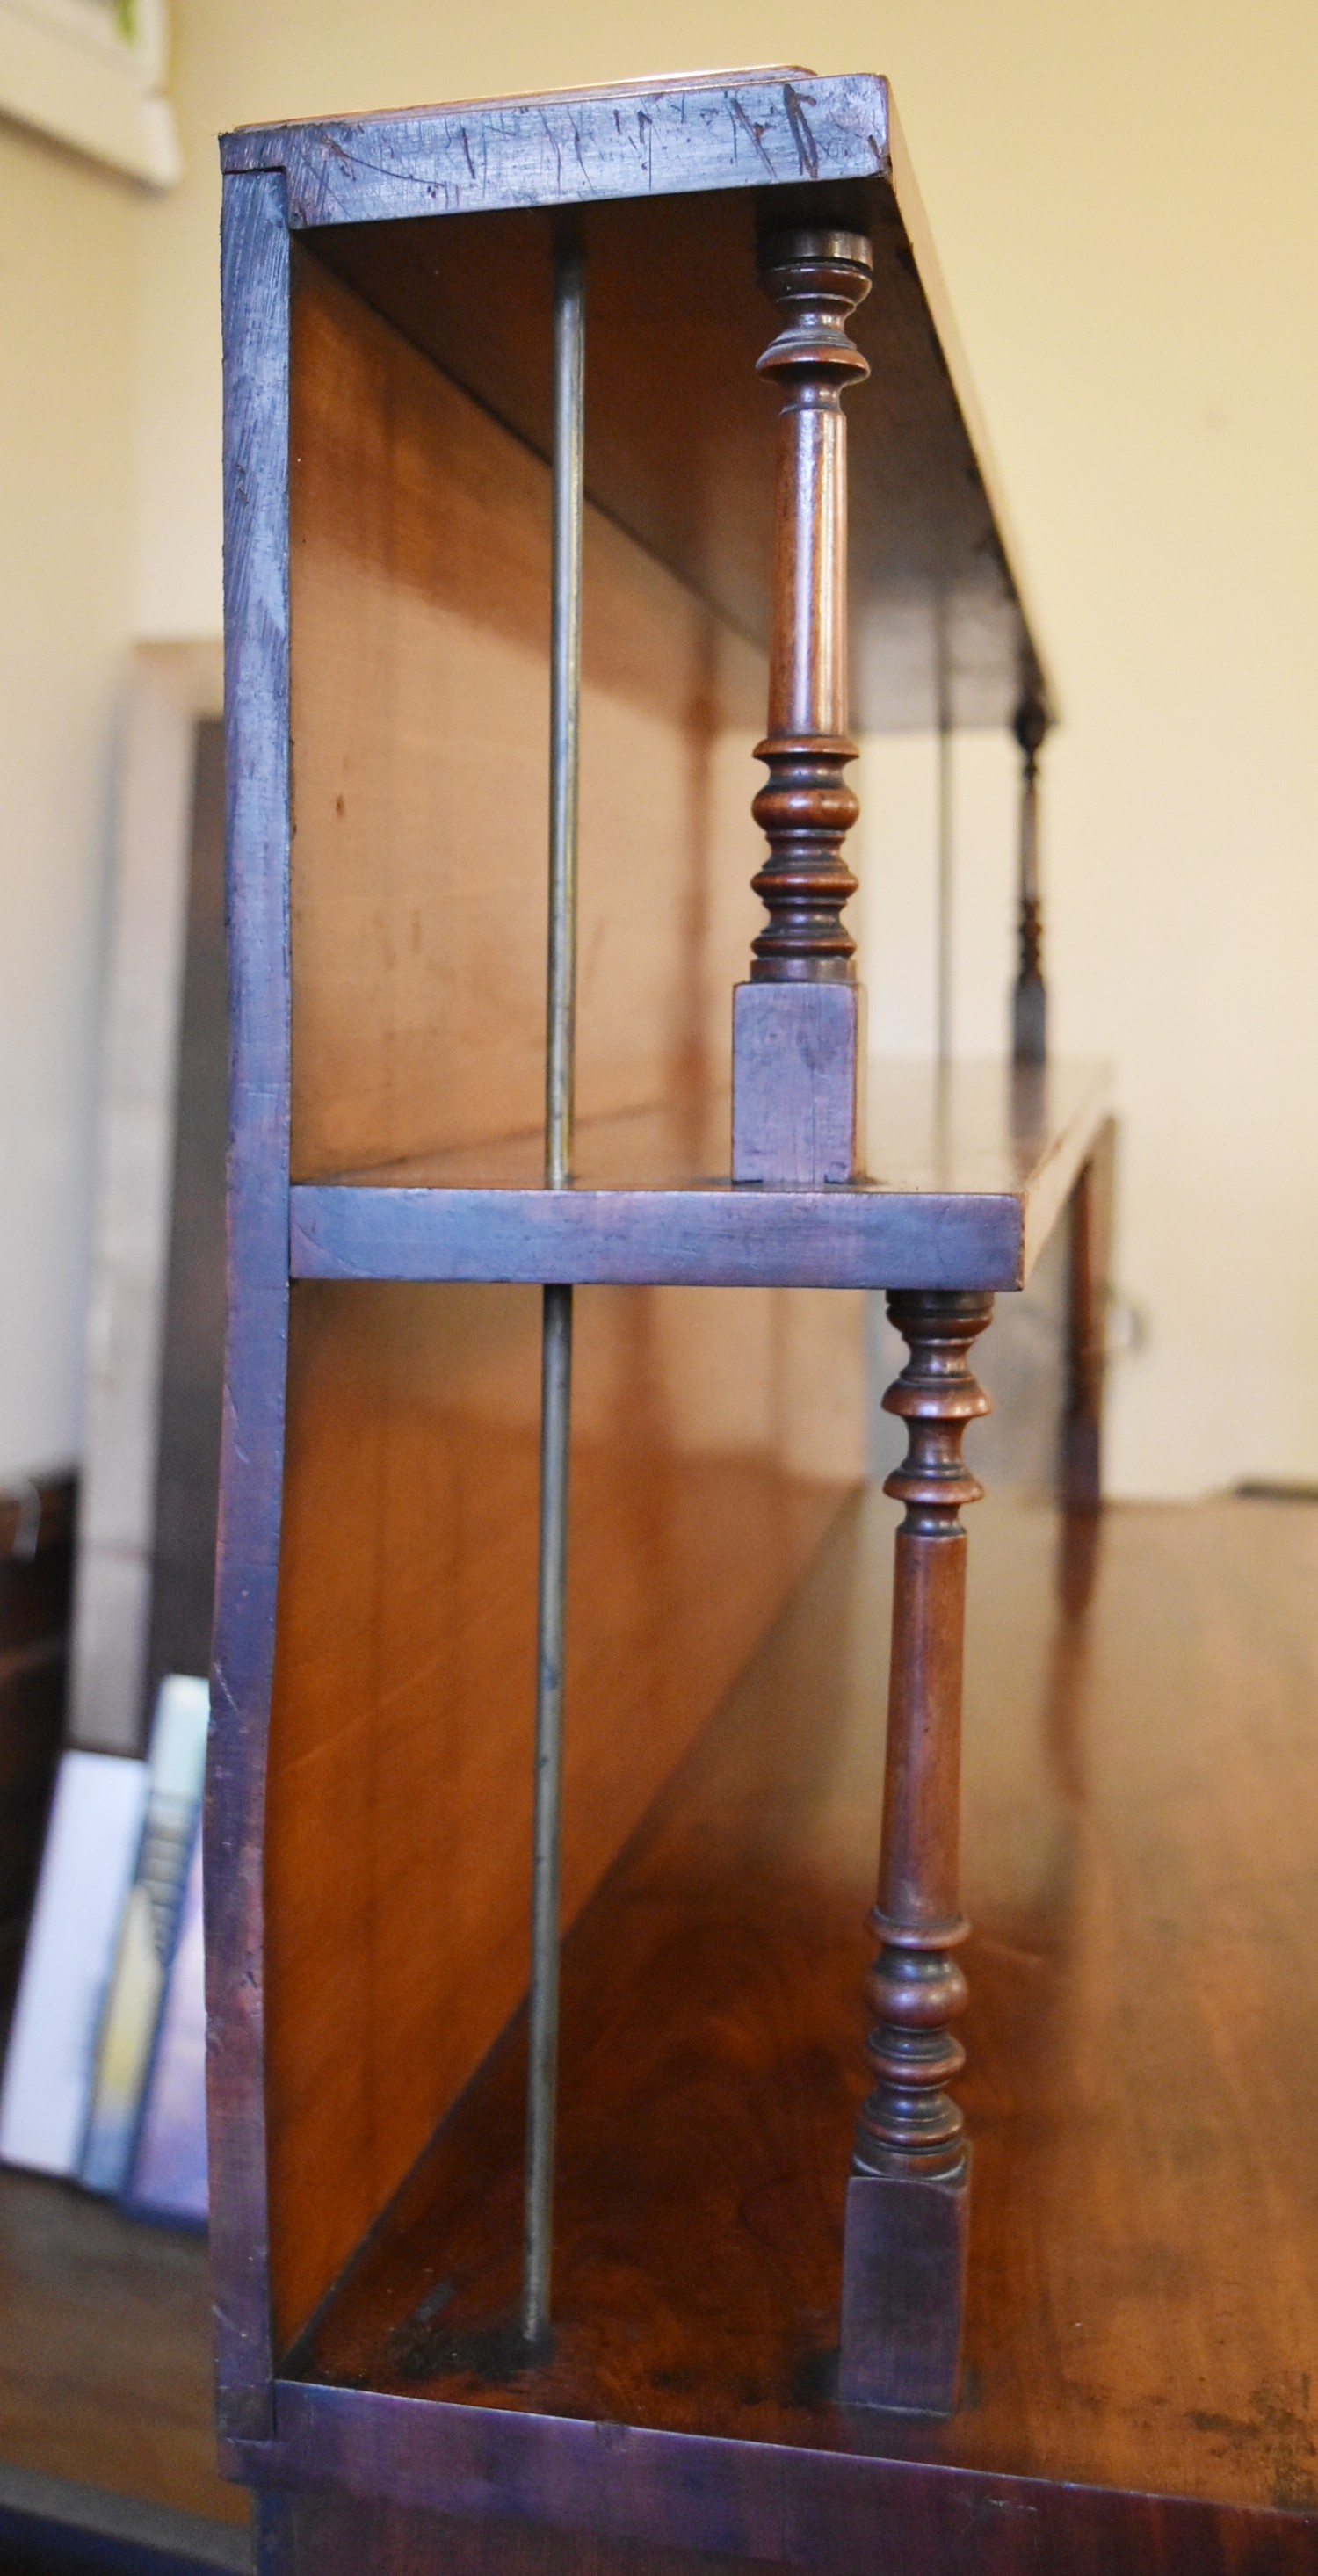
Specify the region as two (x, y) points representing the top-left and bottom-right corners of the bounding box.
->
(839, 1289), (992, 2415)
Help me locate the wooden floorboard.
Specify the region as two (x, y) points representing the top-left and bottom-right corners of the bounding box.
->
(296, 1491), (1318, 2522)
(0, 2168), (246, 2531)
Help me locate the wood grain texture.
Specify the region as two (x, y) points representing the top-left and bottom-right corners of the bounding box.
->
(731, 223), (872, 1187)
(745, 226), (869, 986)
(264, 1280), (863, 2354)
(731, 983), (865, 1190)
(840, 1292), (994, 2413)
(208, 166), (293, 2442)
(288, 1064), (1112, 1292)
(255, 1493), (1318, 2551)
(287, 244), (763, 1187)
(252, 2448), (1317, 2576)
(218, 73), (1043, 734)
(220, 74), (890, 225)
(295, 185), (1025, 742)
(0, 2168), (246, 2531)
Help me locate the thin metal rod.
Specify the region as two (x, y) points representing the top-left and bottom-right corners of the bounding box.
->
(523, 235), (585, 2349)
(524, 1279), (573, 2344)
(545, 235), (585, 1192)
(935, 619), (954, 1068)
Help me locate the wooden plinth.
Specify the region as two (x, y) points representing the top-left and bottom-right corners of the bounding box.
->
(731, 984), (865, 1186)
(837, 2165), (969, 2416)
(235, 1492), (1318, 2571)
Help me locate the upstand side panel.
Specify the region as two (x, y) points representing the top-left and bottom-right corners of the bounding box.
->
(206, 167), (293, 2444)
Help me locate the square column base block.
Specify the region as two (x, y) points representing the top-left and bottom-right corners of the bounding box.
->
(731, 982), (866, 1186)
(837, 2160), (970, 2416)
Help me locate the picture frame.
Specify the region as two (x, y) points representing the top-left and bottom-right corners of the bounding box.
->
(0, 0), (179, 185)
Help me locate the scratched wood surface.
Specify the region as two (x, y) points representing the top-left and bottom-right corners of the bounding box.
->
(209, 165), (293, 2442)
(265, 1279), (863, 2353)
(221, 72), (1039, 732)
(288, 244), (763, 1186)
(289, 1493), (1318, 2527)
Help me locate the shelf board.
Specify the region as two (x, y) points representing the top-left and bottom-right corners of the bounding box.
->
(264, 1490), (1318, 2562)
(290, 1061), (1110, 1292)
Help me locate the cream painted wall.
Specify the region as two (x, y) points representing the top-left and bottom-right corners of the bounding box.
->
(6, 0), (1316, 1495)
(0, 119), (136, 1483)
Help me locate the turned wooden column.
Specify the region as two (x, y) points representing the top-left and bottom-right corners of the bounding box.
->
(732, 226), (872, 1185)
(1011, 693), (1048, 1066)
(839, 1290), (992, 2415)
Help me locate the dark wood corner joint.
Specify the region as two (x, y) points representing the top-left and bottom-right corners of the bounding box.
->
(733, 228), (873, 1187)
(839, 1289), (992, 2416)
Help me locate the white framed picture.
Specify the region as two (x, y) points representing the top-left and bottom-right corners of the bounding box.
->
(0, 0), (179, 185)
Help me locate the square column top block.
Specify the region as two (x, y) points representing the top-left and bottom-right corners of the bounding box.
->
(222, 67), (1048, 734)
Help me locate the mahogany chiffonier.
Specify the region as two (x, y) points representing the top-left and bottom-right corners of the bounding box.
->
(206, 66), (1307, 2576)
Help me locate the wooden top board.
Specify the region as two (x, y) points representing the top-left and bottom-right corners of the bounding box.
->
(221, 70), (1046, 733)
(289, 1061), (1112, 1292)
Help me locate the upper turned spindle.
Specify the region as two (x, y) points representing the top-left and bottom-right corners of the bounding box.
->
(750, 228), (872, 980)
(732, 226), (873, 1186)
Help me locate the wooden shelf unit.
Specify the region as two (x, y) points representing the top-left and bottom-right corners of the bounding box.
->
(208, 66), (1162, 2576)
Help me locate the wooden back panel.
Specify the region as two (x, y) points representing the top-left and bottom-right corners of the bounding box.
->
(267, 1281), (861, 2349)
(271, 245), (864, 2350)
(288, 243), (764, 1181)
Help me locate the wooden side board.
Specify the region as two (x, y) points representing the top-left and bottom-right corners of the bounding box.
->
(213, 72), (1075, 2500)
(208, 167), (293, 2444)
(214, 161), (867, 2435)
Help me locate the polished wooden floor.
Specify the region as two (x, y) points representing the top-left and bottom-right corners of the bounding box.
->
(297, 1491), (1318, 2525)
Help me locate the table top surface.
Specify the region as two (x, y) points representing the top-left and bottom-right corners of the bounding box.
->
(291, 1488), (1318, 2521)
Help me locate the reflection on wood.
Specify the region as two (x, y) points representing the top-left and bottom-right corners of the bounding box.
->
(290, 1492), (1318, 2530)
(288, 246), (763, 1186)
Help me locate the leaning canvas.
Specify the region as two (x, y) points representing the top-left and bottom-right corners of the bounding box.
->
(123, 1824), (206, 2225)
(0, 1750), (147, 2175)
